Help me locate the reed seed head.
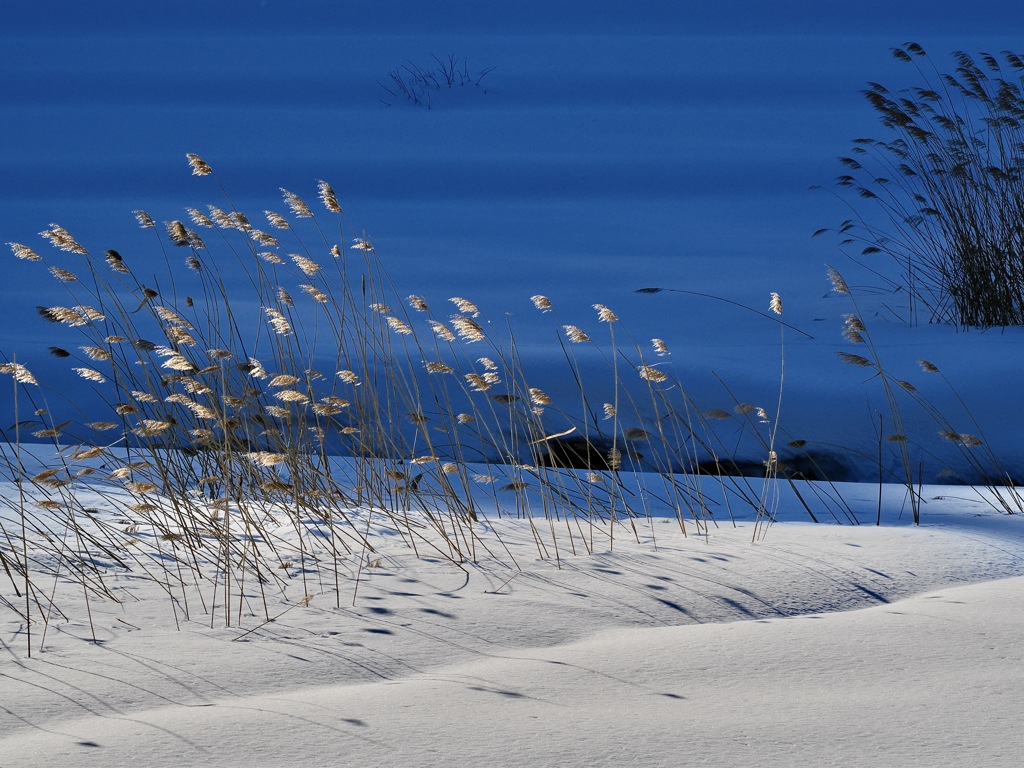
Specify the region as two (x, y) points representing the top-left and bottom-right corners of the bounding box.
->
(827, 266), (851, 294)
(638, 365), (668, 383)
(563, 325), (590, 343)
(166, 220), (190, 247)
(836, 351), (874, 367)
(603, 403), (616, 419)
(186, 153), (212, 176)
(281, 188), (313, 218)
(40, 223), (88, 254)
(9, 242), (41, 261)
(529, 387), (551, 405)
(318, 180), (342, 213)
(0, 362), (38, 385)
(450, 297), (480, 316)
(451, 315), (485, 342)
(918, 359), (940, 373)
(530, 294), (553, 312)
(133, 210), (156, 229)
(424, 361), (454, 374)
(769, 292), (783, 315)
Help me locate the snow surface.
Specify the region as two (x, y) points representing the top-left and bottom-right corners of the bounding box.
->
(3, 465), (1024, 767)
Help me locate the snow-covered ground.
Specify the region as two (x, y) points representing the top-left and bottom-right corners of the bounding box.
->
(3, 465), (1024, 766)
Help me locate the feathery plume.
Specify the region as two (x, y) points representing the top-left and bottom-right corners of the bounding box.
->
(351, 237), (373, 251)
(424, 361), (455, 374)
(40, 223), (88, 254)
(264, 307), (292, 335)
(318, 180), (342, 213)
(208, 206), (233, 228)
(529, 387), (551, 405)
(769, 292), (783, 315)
(563, 325), (590, 343)
(186, 208), (214, 228)
(105, 249), (130, 273)
(291, 253), (321, 276)
(386, 316), (414, 335)
(836, 351), (873, 368)
(186, 153), (212, 176)
(465, 373), (491, 391)
(281, 188), (313, 218)
(918, 359), (940, 373)
(603, 403), (616, 419)
(530, 294), (552, 312)
(300, 284), (328, 302)
(0, 362), (38, 385)
(49, 266), (77, 283)
(430, 320), (456, 341)
(9, 242), (41, 261)
(450, 297), (480, 316)
(451, 315), (485, 342)
(407, 295), (429, 311)
(827, 266), (850, 294)
(166, 220), (190, 246)
(593, 303), (618, 322)
(638, 365), (668, 383)
(264, 210), (290, 229)
(133, 210), (155, 229)
(652, 338), (669, 356)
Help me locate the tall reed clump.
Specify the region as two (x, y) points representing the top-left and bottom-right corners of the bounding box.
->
(0, 154), (801, 645)
(817, 43), (1024, 327)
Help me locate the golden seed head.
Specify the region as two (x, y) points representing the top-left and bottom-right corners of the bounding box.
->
(251, 229), (280, 247)
(424, 361), (454, 374)
(451, 315), (485, 342)
(186, 207), (214, 228)
(281, 188), (313, 218)
(300, 284), (328, 302)
(186, 153), (212, 176)
(430, 320), (456, 341)
(827, 266), (850, 294)
(563, 325), (590, 343)
(318, 180), (342, 213)
(769, 292), (783, 315)
(264, 307), (292, 335)
(133, 210), (156, 229)
(9, 242), (41, 261)
(652, 338), (669, 356)
(593, 303), (618, 322)
(638, 365), (668, 383)
(166, 220), (190, 247)
(450, 297), (480, 316)
(291, 253), (321, 276)
(386, 316), (414, 335)
(264, 210), (290, 229)
(40, 223), (88, 254)
(529, 387), (552, 405)
(530, 294), (552, 311)
(0, 362), (38, 385)
(407, 295), (429, 311)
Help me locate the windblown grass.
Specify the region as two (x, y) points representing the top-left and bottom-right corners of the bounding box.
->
(1, 153), (1020, 656)
(816, 43), (1024, 328)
